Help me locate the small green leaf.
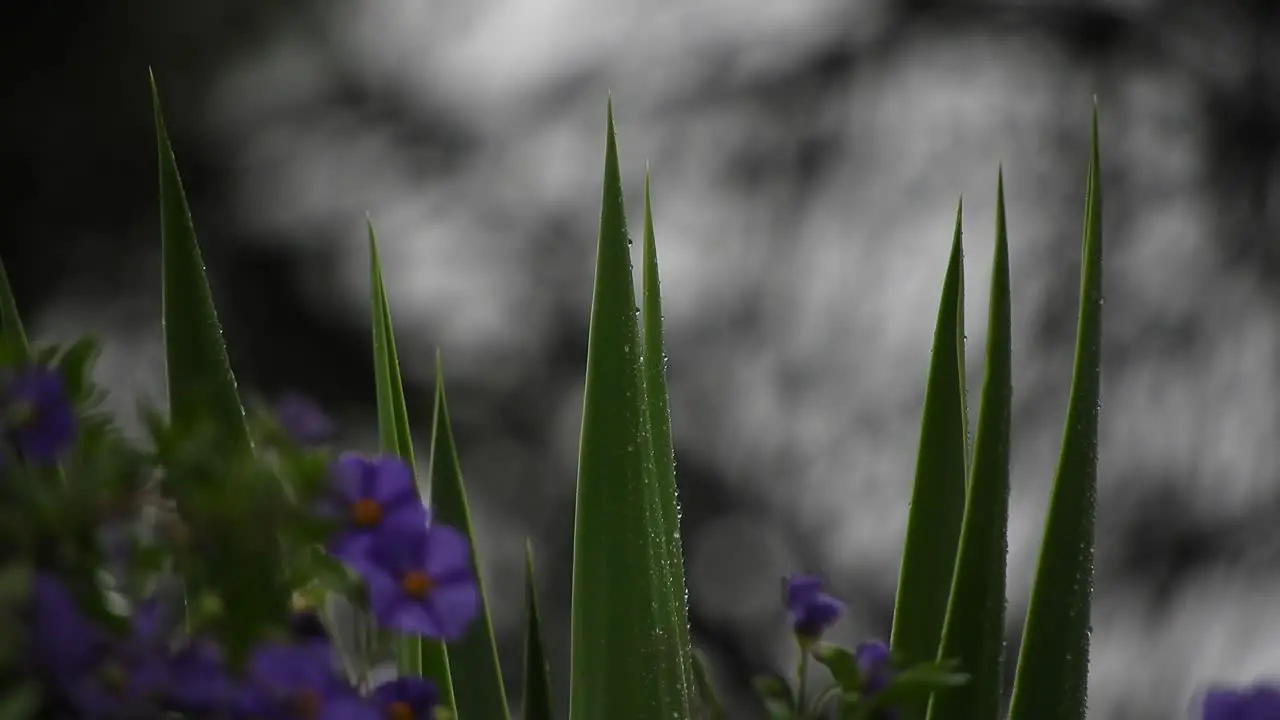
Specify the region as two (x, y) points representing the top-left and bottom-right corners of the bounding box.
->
(366, 225), (453, 708)
(752, 674), (797, 720)
(639, 169), (696, 701)
(812, 643), (861, 694)
(890, 200), (968, 720)
(429, 356), (511, 720)
(1006, 107), (1104, 720)
(0, 258), (30, 363)
(568, 99), (692, 720)
(690, 648), (726, 720)
(926, 172), (1013, 720)
(0, 682), (40, 720)
(874, 661), (970, 709)
(150, 71), (250, 454)
(0, 563), (32, 603)
(522, 542), (555, 720)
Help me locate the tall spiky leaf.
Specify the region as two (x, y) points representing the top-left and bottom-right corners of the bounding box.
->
(428, 356), (511, 720)
(1006, 108), (1104, 720)
(927, 173), (1012, 720)
(568, 100), (692, 720)
(639, 170), (695, 699)
(367, 226), (454, 710)
(522, 542), (555, 720)
(151, 72), (249, 451)
(0, 259), (30, 362)
(890, 201), (968, 720)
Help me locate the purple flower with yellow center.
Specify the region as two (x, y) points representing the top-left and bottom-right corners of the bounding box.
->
(324, 453), (429, 565)
(31, 575), (174, 717)
(277, 393), (336, 446)
(353, 521), (480, 640)
(370, 676), (439, 720)
(5, 365), (74, 462)
(1201, 683), (1280, 720)
(782, 574), (844, 643)
(243, 639), (377, 720)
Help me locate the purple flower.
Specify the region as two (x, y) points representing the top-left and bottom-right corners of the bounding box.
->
(31, 576), (175, 717)
(277, 393), (336, 446)
(353, 521), (480, 640)
(324, 453), (429, 564)
(243, 640), (377, 720)
(783, 574), (844, 641)
(1202, 684), (1280, 720)
(370, 676), (438, 720)
(855, 639), (894, 694)
(29, 573), (110, 680)
(5, 365), (74, 461)
(164, 639), (238, 715)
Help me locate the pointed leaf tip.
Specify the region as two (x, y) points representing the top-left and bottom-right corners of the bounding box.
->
(1007, 112), (1103, 720)
(926, 171), (1013, 720)
(153, 76), (250, 454)
(428, 358), (512, 720)
(890, 198), (968, 720)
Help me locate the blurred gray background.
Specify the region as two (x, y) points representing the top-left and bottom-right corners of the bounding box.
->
(3, 0), (1279, 717)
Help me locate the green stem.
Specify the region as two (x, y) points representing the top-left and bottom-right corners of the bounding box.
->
(796, 648), (811, 719)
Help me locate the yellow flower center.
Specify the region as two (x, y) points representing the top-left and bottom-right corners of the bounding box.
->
(9, 400), (35, 427)
(352, 498), (382, 527)
(388, 700), (415, 720)
(292, 690), (322, 719)
(100, 661), (128, 694)
(401, 570), (435, 599)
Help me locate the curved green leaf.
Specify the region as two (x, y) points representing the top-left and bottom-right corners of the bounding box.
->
(151, 72), (250, 453)
(522, 542), (555, 720)
(889, 200), (968, 720)
(927, 173), (1012, 720)
(366, 226), (454, 709)
(1006, 107), (1103, 720)
(568, 100), (692, 720)
(428, 356), (511, 720)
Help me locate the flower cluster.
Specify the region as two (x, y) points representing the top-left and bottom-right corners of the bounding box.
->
(1, 355), (480, 719)
(746, 574), (953, 720)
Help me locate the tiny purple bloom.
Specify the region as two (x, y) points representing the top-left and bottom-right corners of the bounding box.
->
(354, 522), (480, 641)
(782, 574), (844, 640)
(370, 676), (439, 720)
(6, 365), (74, 462)
(855, 639), (894, 694)
(277, 393), (336, 446)
(324, 453), (429, 564)
(1201, 683), (1280, 720)
(244, 640), (377, 720)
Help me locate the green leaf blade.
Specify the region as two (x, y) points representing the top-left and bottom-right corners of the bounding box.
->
(639, 171), (696, 701)
(366, 227), (453, 709)
(522, 543), (556, 720)
(0, 259), (30, 363)
(568, 100), (692, 720)
(926, 173), (1013, 720)
(151, 73), (250, 453)
(1006, 108), (1104, 720)
(428, 357), (511, 720)
(889, 200), (969, 720)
